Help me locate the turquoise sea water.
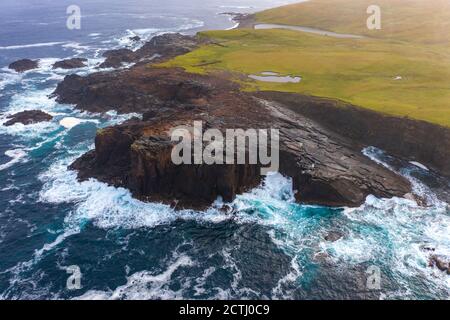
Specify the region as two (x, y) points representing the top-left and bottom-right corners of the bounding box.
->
(0, 0), (449, 300)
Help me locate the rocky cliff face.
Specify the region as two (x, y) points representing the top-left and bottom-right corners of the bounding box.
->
(258, 92), (450, 178)
(55, 55), (412, 209)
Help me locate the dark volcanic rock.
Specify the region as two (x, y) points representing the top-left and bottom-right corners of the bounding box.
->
(99, 49), (136, 68)
(53, 67), (213, 114)
(53, 58), (87, 69)
(258, 92), (450, 178)
(8, 59), (39, 72)
(263, 99), (411, 207)
(135, 33), (201, 58)
(4, 110), (53, 126)
(60, 64), (412, 209)
(429, 255), (450, 275)
(98, 33), (203, 68)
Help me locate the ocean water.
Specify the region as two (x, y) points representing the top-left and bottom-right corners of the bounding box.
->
(0, 0), (449, 300)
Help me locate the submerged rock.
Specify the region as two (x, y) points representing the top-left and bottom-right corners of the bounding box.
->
(8, 59), (39, 72)
(53, 58), (87, 69)
(4, 110), (53, 126)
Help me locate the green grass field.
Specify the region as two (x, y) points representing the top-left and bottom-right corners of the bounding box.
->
(159, 0), (450, 127)
(256, 0), (450, 44)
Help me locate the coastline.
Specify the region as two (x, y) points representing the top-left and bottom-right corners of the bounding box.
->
(0, 1), (449, 300)
(36, 2), (449, 209)
(50, 33), (416, 210)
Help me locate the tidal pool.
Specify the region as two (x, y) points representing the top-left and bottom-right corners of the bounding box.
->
(249, 72), (302, 83)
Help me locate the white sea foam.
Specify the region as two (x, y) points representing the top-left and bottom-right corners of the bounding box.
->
(112, 18), (204, 51)
(4, 87), (56, 114)
(0, 120), (59, 140)
(0, 87), (60, 138)
(0, 70), (22, 92)
(74, 254), (194, 300)
(102, 110), (143, 124)
(272, 255), (302, 299)
(0, 149), (28, 171)
(59, 117), (98, 129)
(62, 42), (91, 56)
(409, 161), (429, 171)
(219, 5), (252, 9)
(39, 157), (230, 231)
(326, 147), (450, 296)
(0, 41), (67, 50)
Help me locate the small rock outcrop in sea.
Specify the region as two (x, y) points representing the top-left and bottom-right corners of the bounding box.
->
(53, 58), (87, 69)
(53, 44), (412, 209)
(429, 255), (450, 275)
(4, 110), (53, 126)
(98, 33), (205, 68)
(324, 231), (343, 242)
(8, 59), (39, 72)
(129, 36), (141, 42)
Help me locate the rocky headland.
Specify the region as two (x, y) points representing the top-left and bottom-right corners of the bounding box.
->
(98, 33), (205, 69)
(48, 33), (430, 210)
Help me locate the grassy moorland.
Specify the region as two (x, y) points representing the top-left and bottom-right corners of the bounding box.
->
(255, 0), (450, 44)
(160, 0), (450, 127)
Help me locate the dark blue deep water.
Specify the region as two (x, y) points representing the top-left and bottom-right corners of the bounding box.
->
(0, 0), (449, 300)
